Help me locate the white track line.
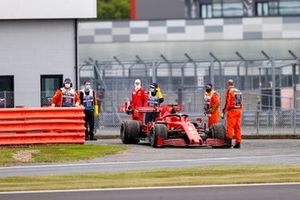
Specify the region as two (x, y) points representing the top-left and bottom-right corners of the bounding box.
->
(0, 154), (299, 170)
(0, 182), (299, 194)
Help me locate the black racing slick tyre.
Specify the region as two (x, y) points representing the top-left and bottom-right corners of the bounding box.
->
(150, 124), (168, 148)
(210, 124), (226, 140)
(120, 120), (140, 144)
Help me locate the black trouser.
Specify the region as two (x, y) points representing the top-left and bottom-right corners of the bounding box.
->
(84, 110), (95, 139)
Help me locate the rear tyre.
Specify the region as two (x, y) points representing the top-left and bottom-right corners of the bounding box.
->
(150, 124), (168, 147)
(210, 124), (226, 140)
(120, 120), (140, 144)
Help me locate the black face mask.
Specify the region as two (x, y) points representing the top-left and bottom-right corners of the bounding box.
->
(206, 89), (212, 93)
(151, 91), (156, 96)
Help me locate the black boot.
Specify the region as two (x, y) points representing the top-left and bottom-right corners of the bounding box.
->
(85, 130), (89, 141)
(90, 134), (97, 141)
(233, 143), (241, 149)
(85, 134), (89, 141)
(224, 137), (232, 148)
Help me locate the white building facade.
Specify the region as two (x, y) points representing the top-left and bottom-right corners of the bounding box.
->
(0, 0), (96, 107)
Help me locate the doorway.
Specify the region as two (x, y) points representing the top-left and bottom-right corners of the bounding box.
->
(41, 75), (63, 106)
(0, 76), (14, 108)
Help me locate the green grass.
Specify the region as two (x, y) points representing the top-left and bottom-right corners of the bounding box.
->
(0, 165), (300, 191)
(0, 144), (127, 167)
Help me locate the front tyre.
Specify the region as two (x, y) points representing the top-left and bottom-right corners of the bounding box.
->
(210, 124), (226, 140)
(150, 124), (167, 147)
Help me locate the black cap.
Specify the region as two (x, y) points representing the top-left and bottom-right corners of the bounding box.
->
(64, 78), (72, 83)
(150, 83), (158, 88)
(205, 83), (212, 89)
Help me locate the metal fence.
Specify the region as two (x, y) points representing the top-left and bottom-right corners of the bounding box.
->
(92, 88), (300, 135)
(1, 88), (299, 135)
(1, 53), (299, 135)
(80, 54), (300, 135)
(79, 52), (300, 134)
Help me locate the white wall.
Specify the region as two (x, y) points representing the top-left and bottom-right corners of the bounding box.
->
(0, 20), (76, 107)
(0, 0), (96, 19)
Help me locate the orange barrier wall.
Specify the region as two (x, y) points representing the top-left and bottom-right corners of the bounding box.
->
(0, 107), (85, 145)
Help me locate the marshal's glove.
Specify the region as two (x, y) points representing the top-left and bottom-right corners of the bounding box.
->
(208, 108), (214, 114)
(126, 105), (132, 115)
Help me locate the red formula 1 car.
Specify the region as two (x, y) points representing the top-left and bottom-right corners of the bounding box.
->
(120, 104), (229, 148)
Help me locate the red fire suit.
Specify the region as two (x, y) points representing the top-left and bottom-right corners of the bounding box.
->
(223, 86), (243, 143)
(130, 88), (148, 121)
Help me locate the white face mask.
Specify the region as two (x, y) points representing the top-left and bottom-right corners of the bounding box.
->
(134, 80), (141, 91)
(64, 83), (71, 89)
(150, 88), (155, 93)
(85, 85), (91, 90)
(135, 84), (141, 91)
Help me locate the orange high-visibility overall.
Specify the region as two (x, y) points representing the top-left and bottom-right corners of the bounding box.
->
(223, 87), (243, 143)
(51, 88), (80, 107)
(204, 91), (220, 128)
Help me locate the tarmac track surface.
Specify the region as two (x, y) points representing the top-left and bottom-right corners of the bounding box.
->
(0, 139), (299, 177)
(0, 183), (300, 200)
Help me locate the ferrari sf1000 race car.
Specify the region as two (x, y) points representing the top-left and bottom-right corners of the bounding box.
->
(120, 104), (230, 148)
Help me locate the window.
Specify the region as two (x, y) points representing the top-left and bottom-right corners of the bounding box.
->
(212, 3), (222, 17)
(223, 1), (243, 17)
(0, 76), (14, 108)
(186, 0), (198, 18)
(200, 3), (213, 18)
(198, 0), (213, 18)
(41, 75), (63, 107)
(269, 0), (279, 15)
(256, 1), (269, 16)
(190, 0), (300, 18)
(279, 0), (300, 15)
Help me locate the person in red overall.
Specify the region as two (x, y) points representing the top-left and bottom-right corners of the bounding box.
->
(129, 79), (148, 122)
(203, 83), (220, 128)
(51, 78), (80, 107)
(222, 79), (243, 148)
